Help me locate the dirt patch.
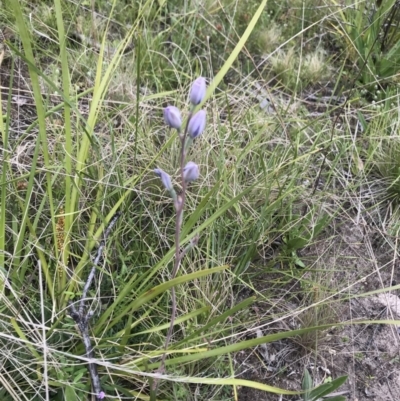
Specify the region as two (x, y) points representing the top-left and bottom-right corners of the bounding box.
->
(237, 219), (400, 401)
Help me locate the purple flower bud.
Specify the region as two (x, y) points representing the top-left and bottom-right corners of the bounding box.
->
(154, 168), (173, 191)
(163, 106), (182, 129)
(98, 392), (106, 400)
(183, 161), (200, 183)
(187, 110), (206, 138)
(189, 77), (207, 106)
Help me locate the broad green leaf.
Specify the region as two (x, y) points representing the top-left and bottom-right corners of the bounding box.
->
(302, 368), (313, 400)
(309, 376), (347, 400)
(64, 386), (78, 401)
(286, 237), (309, 251)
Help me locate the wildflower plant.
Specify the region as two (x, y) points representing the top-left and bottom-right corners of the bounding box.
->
(154, 77), (207, 379)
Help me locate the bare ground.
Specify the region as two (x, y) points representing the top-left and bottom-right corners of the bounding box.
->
(237, 218), (400, 401)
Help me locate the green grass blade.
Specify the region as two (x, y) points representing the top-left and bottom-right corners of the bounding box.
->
(144, 324), (341, 370)
(0, 50), (8, 278)
(95, 265), (229, 334)
(203, 0), (269, 105)
(174, 296), (256, 348)
(53, 0), (73, 296)
(10, 0), (58, 299)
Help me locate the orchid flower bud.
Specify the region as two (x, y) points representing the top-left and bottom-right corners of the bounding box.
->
(163, 106), (182, 130)
(187, 110), (206, 139)
(183, 161), (200, 183)
(154, 168), (173, 191)
(189, 77), (207, 106)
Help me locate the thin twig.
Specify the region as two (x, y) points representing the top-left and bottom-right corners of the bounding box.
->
(68, 212), (121, 401)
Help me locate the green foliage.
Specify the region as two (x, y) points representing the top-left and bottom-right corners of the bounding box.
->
(281, 212), (331, 269)
(302, 369), (347, 401)
(332, 0), (400, 86)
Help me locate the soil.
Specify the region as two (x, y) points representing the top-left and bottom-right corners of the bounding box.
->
(237, 219), (400, 401)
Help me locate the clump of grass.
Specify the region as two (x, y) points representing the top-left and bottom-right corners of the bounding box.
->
(270, 46), (297, 87)
(300, 48), (331, 84)
(258, 21), (282, 54)
(296, 291), (339, 352)
(268, 45), (332, 90)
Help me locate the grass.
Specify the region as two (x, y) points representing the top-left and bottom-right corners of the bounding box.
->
(2, 0), (400, 400)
